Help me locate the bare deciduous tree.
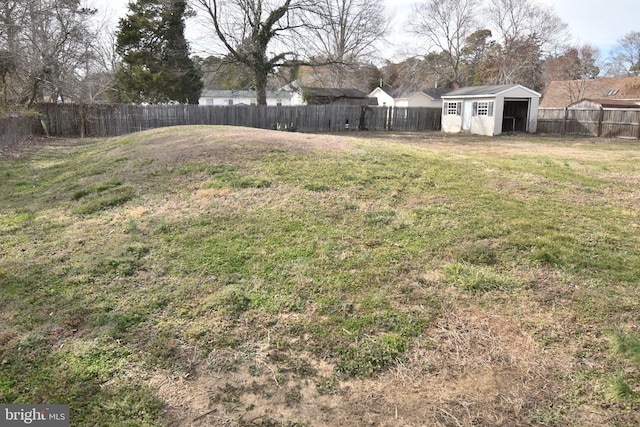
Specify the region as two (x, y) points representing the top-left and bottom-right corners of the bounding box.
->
(544, 44), (602, 103)
(0, 0), (103, 108)
(300, 0), (389, 87)
(608, 31), (640, 77)
(484, 0), (568, 90)
(408, 0), (480, 88)
(193, 0), (307, 104)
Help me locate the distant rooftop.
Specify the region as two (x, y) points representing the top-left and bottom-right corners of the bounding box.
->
(540, 76), (640, 108)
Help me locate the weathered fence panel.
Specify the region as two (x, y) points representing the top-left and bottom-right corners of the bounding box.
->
(34, 104), (443, 137)
(537, 107), (640, 138)
(537, 108), (566, 134)
(566, 109), (600, 135)
(10, 103), (640, 142)
(0, 114), (35, 150)
(601, 110), (640, 138)
(389, 107), (442, 131)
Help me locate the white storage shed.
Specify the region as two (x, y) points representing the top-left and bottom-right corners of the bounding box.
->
(441, 84), (541, 136)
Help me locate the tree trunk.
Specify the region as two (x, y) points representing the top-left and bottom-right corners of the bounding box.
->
(255, 70), (268, 105)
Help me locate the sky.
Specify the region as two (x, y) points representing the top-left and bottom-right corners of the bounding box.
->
(536, 0), (639, 53)
(91, 0), (639, 61)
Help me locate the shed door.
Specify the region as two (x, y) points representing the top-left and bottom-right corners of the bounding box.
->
(462, 100), (473, 130)
(502, 100), (530, 132)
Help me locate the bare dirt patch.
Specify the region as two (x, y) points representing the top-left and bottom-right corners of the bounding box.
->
(0, 135), (99, 158)
(111, 127), (358, 169)
(144, 306), (581, 427)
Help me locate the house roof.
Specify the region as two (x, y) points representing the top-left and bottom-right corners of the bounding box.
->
(569, 98), (640, 109)
(396, 90), (441, 100)
(422, 88), (452, 99)
(302, 87), (369, 99)
(376, 86), (451, 100)
(442, 84), (540, 98)
(540, 76), (640, 108)
(379, 85), (394, 96)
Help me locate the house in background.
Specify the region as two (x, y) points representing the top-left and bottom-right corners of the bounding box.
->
(368, 85), (395, 106)
(198, 90), (292, 106)
(540, 76), (640, 108)
(282, 83), (375, 106)
(441, 84), (541, 136)
(368, 86), (451, 108)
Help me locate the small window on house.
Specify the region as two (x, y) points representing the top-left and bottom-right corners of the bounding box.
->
(276, 102), (282, 106)
(250, 101), (256, 105)
(228, 99), (233, 106)
(445, 101), (461, 115)
(472, 101), (494, 116)
(206, 99), (214, 106)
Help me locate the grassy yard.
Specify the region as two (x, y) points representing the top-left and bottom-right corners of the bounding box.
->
(1, 127), (639, 426)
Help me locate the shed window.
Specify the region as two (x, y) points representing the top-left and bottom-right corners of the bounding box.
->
(445, 101), (461, 115)
(473, 101), (494, 116)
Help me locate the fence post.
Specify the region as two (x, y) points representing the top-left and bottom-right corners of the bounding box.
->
(562, 107), (568, 135)
(597, 107), (603, 137)
(637, 111), (640, 140)
(359, 105), (368, 130)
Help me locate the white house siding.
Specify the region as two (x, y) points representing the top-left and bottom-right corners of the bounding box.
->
(397, 93), (440, 108)
(408, 93), (441, 108)
(368, 87), (395, 106)
(199, 90), (292, 106)
(424, 99), (443, 108)
(201, 95), (255, 106)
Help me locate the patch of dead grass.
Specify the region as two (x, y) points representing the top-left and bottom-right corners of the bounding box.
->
(143, 306), (597, 426)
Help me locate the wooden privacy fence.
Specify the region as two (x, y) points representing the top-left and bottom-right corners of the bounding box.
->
(36, 103), (443, 137)
(538, 108), (640, 139)
(0, 114), (36, 150)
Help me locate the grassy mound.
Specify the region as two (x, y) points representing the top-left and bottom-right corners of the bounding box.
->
(1, 127), (639, 425)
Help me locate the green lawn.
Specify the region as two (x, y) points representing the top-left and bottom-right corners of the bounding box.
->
(1, 127), (639, 426)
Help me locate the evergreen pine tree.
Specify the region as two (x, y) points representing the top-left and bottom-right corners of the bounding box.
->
(113, 0), (202, 104)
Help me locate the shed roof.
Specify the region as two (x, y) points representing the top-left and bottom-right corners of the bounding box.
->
(442, 84), (540, 98)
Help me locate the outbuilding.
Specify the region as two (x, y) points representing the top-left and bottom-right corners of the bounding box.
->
(441, 84), (541, 136)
